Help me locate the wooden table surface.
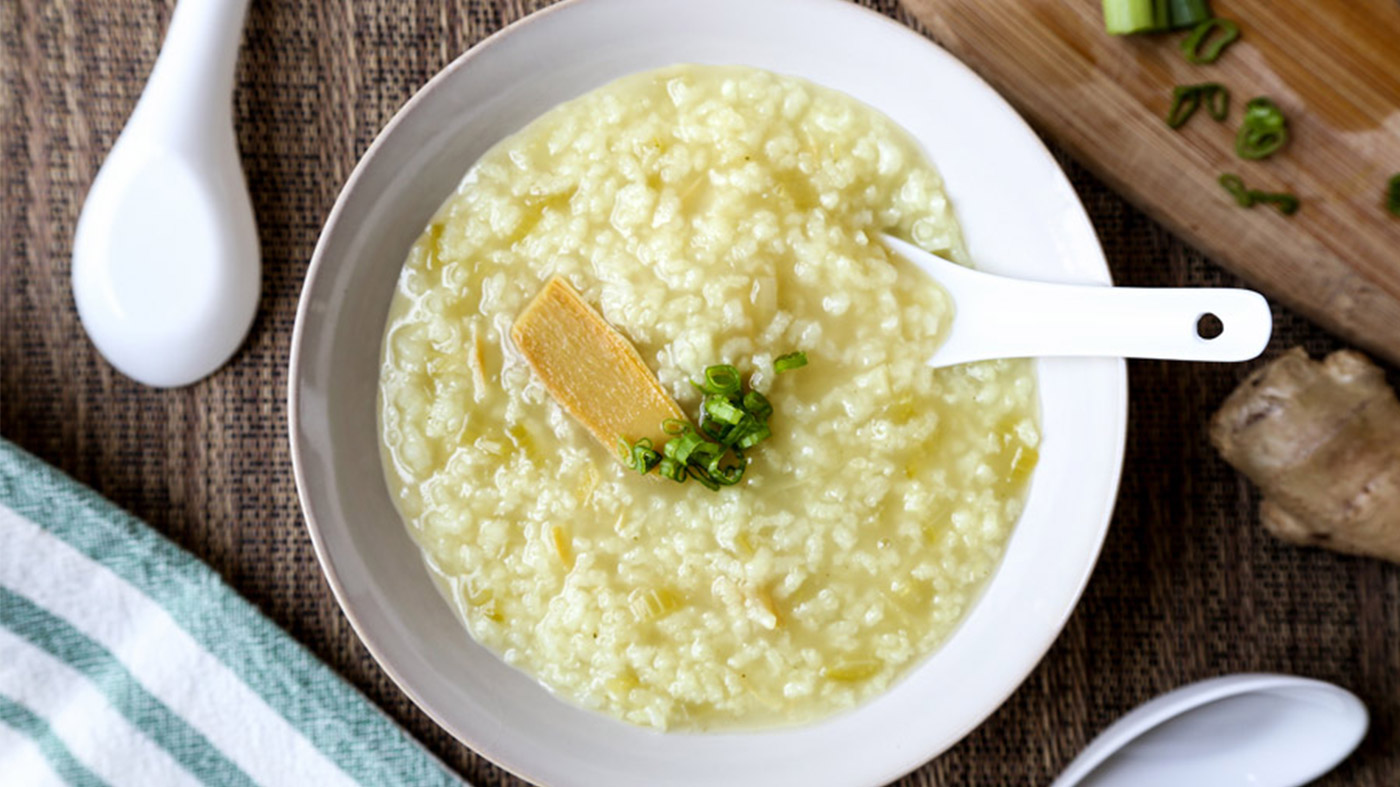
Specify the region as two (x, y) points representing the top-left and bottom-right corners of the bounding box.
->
(2, 0), (1397, 784)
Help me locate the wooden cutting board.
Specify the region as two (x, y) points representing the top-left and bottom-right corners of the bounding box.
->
(901, 0), (1400, 364)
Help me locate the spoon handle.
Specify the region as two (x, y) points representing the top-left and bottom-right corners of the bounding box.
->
(129, 0), (252, 140)
(934, 277), (1272, 368)
(879, 236), (1273, 368)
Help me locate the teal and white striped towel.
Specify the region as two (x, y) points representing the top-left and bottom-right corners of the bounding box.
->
(0, 439), (466, 787)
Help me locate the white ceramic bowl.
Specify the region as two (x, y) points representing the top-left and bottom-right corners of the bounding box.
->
(289, 0), (1128, 784)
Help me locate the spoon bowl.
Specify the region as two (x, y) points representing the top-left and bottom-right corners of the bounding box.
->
(1052, 674), (1368, 787)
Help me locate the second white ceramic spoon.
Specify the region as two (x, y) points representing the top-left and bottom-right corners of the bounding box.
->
(880, 235), (1272, 368)
(1051, 674), (1368, 787)
(72, 0), (258, 388)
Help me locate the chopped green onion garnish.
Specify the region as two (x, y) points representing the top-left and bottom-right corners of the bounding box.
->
(664, 428), (706, 464)
(774, 351), (808, 373)
(1235, 97), (1288, 160)
(699, 418), (726, 441)
(742, 390), (772, 422)
(1387, 175), (1400, 217)
(687, 467), (721, 490)
(630, 359), (809, 491)
(719, 414), (757, 447)
(658, 457), (687, 483)
(633, 445), (660, 473)
(704, 395), (745, 425)
(1181, 17), (1239, 64)
(1218, 173), (1299, 215)
(709, 456), (747, 486)
(618, 437), (661, 474)
(688, 439), (723, 467)
(736, 423), (772, 450)
(701, 446), (729, 476)
(699, 364), (741, 396)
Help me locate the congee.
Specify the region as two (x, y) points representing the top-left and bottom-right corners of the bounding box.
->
(377, 64), (1039, 730)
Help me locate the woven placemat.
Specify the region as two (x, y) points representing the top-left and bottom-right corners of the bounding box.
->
(2, 1), (1396, 784)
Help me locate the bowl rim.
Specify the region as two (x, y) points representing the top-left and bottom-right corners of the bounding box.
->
(288, 0), (1129, 783)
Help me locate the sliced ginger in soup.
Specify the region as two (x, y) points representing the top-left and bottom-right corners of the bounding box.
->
(511, 275), (684, 458)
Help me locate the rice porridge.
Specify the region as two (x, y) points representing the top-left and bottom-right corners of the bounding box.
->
(377, 64), (1039, 730)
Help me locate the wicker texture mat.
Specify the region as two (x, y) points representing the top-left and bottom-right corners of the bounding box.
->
(2, 0), (1397, 784)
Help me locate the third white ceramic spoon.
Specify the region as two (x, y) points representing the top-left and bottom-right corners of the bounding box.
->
(1051, 674), (1367, 787)
(880, 234), (1272, 368)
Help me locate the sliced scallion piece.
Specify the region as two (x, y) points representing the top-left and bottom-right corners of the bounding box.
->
(1219, 174), (1254, 207)
(687, 467), (720, 490)
(709, 456), (747, 486)
(717, 414), (756, 447)
(619, 437), (660, 474)
(742, 390), (772, 421)
(658, 456), (687, 483)
(1242, 98), (1286, 132)
(736, 423), (772, 450)
(1166, 83), (1229, 129)
(1235, 97), (1288, 160)
(697, 364), (741, 396)
(1102, 0), (1167, 35)
(699, 418), (726, 442)
(1167, 87), (1202, 129)
(1166, 0), (1212, 29)
(1218, 173), (1299, 215)
(663, 428), (706, 464)
(1253, 192), (1300, 216)
(633, 443), (660, 473)
(1237, 128), (1287, 160)
(774, 351), (808, 373)
(1203, 84), (1229, 120)
(688, 439), (723, 468)
(704, 395), (746, 425)
(1181, 17), (1240, 64)
(1387, 175), (1400, 217)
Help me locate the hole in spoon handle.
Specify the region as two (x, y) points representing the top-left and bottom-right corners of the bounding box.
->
(1196, 313), (1224, 340)
(1176, 289), (1272, 361)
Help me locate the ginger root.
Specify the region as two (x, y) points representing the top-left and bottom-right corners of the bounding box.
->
(1210, 346), (1400, 563)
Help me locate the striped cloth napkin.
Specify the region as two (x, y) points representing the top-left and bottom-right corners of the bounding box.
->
(0, 439), (466, 787)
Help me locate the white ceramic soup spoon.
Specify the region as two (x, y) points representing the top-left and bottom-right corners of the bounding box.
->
(72, 0), (258, 388)
(880, 235), (1272, 368)
(1051, 674), (1368, 787)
